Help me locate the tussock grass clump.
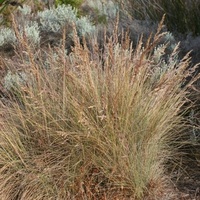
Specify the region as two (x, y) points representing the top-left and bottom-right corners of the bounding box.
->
(0, 19), (196, 199)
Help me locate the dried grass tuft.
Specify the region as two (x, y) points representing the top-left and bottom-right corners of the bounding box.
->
(0, 17), (198, 199)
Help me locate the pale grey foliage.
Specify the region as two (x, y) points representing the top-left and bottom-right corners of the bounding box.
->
(4, 71), (30, 91)
(0, 4), (95, 50)
(0, 6), (40, 47)
(37, 4), (95, 36)
(153, 44), (166, 64)
(37, 5), (77, 32)
(0, 28), (16, 47)
(163, 32), (177, 51)
(76, 16), (95, 36)
(23, 22), (40, 45)
(18, 4), (32, 15)
(150, 34), (179, 83)
(83, 0), (118, 19)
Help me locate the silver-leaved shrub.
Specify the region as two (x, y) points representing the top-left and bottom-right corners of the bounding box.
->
(37, 4), (95, 36)
(0, 28), (16, 47)
(22, 22), (41, 45)
(4, 71), (30, 91)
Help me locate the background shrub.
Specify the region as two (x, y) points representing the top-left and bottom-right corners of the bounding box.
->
(117, 0), (200, 35)
(55, 0), (83, 8)
(0, 27), (16, 47)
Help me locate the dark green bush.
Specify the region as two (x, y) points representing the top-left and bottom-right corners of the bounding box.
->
(55, 0), (83, 8)
(117, 0), (200, 35)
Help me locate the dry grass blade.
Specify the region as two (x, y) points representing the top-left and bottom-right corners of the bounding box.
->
(0, 17), (196, 199)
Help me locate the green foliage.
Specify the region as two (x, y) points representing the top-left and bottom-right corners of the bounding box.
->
(117, 0), (200, 35)
(147, 0), (200, 35)
(93, 8), (107, 24)
(55, 0), (83, 8)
